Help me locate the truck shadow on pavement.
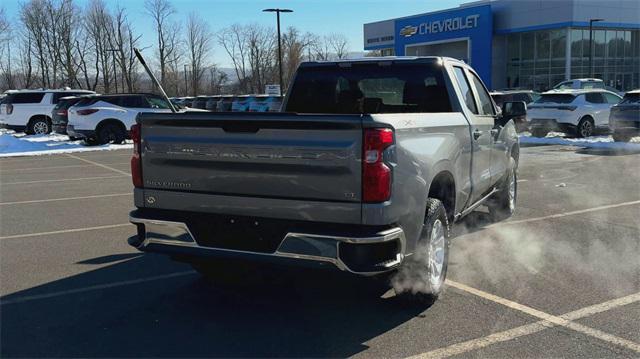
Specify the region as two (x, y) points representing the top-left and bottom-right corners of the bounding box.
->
(1, 254), (431, 357)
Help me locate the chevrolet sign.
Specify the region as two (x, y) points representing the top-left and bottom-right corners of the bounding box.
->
(401, 14), (480, 37)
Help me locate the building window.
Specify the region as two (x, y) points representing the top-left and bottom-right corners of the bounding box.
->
(506, 29), (567, 92)
(571, 28), (639, 91)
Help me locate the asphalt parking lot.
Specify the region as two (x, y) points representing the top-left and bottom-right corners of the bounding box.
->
(1, 145), (639, 358)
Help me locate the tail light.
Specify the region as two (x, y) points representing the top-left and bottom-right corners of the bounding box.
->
(556, 105), (577, 111)
(77, 109), (99, 115)
(56, 109), (68, 116)
(130, 124), (143, 188)
(7, 104), (13, 114)
(362, 128), (394, 203)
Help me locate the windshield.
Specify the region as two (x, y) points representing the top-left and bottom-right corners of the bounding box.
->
(286, 63), (452, 114)
(535, 94), (576, 104)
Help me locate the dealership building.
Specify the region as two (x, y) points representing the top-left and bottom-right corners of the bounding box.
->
(363, 0), (640, 91)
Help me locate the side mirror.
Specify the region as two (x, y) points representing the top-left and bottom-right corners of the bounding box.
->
(503, 101), (527, 118)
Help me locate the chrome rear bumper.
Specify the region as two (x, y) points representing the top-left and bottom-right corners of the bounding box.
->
(129, 214), (406, 276)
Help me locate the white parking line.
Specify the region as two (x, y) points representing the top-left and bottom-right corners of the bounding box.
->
(66, 154), (131, 176)
(0, 193), (131, 206)
(0, 223), (132, 240)
(496, 200), (640, 227)
(412, 281), (640, 358)
(1, 175), (128, 185)
(0, 164), (100, 172)
(0, 271), (197, 305)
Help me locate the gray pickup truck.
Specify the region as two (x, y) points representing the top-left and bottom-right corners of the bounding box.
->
(128, 57), (523, 300)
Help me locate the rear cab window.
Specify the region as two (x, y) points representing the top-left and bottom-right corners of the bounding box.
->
(285, 62), (453, 114)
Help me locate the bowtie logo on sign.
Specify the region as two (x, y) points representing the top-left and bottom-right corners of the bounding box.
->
(400, 14), (480, 37)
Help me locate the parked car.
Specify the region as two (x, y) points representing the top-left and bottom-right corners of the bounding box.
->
(128, 56), (522, 302)
(66, 93), (176, 144)
(231, 95), (257, 112)
(609, 89), (640, 142)
(553, 78), (605, 90)
(205, 96), (222, 111)
(528, 89), (622, 138)
(552, 78), (622, 96)
(189, 96), (210, 110)
(248, 96), (283, 112)
(216, 96), (235, 111)
(52, 95), (97, 135)
(490, 90), (540, 132)
(0, 89), (95, 134)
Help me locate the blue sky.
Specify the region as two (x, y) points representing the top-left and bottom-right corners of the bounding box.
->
(3, 0), (466, 67)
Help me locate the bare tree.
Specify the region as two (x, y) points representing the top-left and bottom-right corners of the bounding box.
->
(145, 0), (180, 89)
(327, 33), (349, 59)
(186, 13), (212, 96)
(218, 24), (250, 93)
(109, 7), (142, 92)
(0, 8), (15, 89)
(206, 67), (229, 95)
(281, 27), (315, 89)
(245, 23), (276, 93)
(85, 0), (113, 92)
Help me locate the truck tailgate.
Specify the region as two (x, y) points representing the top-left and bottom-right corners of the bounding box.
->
(138, 112), (363, 203)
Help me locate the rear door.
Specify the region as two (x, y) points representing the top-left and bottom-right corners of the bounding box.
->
(584, 92), (609, 127)
(450, 65), (493, 202)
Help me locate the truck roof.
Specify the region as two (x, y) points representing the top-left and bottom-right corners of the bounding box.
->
(300, 56), (465, 67)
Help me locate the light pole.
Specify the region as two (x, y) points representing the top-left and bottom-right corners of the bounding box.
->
(263, 8), (293, 95)
(588, 18), (604, 78)
(183, 64), (189, 96)
(106, 49), (118, 93)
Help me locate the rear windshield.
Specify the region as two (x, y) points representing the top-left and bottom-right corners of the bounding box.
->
(535, 94), (576, 104)
(621, 93), (640, 104)
(53, 98), (82, 110)
(285, 63), (452, 114)
(5, 92), (46, 104)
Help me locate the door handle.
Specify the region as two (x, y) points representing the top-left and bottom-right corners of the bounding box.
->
(473, 129), (483, 140)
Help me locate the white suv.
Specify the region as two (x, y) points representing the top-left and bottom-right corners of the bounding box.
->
(0, 89), (95, 134)
(67, 93), (175, 144)
(527, 89), (621, 138)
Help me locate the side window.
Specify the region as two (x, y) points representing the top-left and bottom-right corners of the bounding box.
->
(514, 93), (530, 103)
(452, 67), (478, 114)
(469, 72), (495, 116)
(11, 93), (46, 104)
(585, 93), (605, 104)
(603, 93), (621, 104)
(146, 96), (171, 109)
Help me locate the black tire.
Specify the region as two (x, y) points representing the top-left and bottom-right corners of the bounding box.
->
(97, 123), (126, 144)
(576, 117), (594, 138)
(612, 132), (631, 142)
(531, 129), (548, 138)
(393, 198), (450, 303)
(488, 157), (517, 222)
(27, 117), (51, 135)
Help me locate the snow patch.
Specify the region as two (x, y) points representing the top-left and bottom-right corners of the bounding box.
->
(519, 133), (640, 151)
(0, 129), (132, 158)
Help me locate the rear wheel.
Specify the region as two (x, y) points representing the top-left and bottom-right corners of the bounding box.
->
(488, 158), (517, 222)
(612, 132), (631, 142)
(531, 129), (548, 138)
(393, 198), (450, 303)
(576, 117), (594, 138)
(28, 117), (51, 135)
(97, 123), (125, 144)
